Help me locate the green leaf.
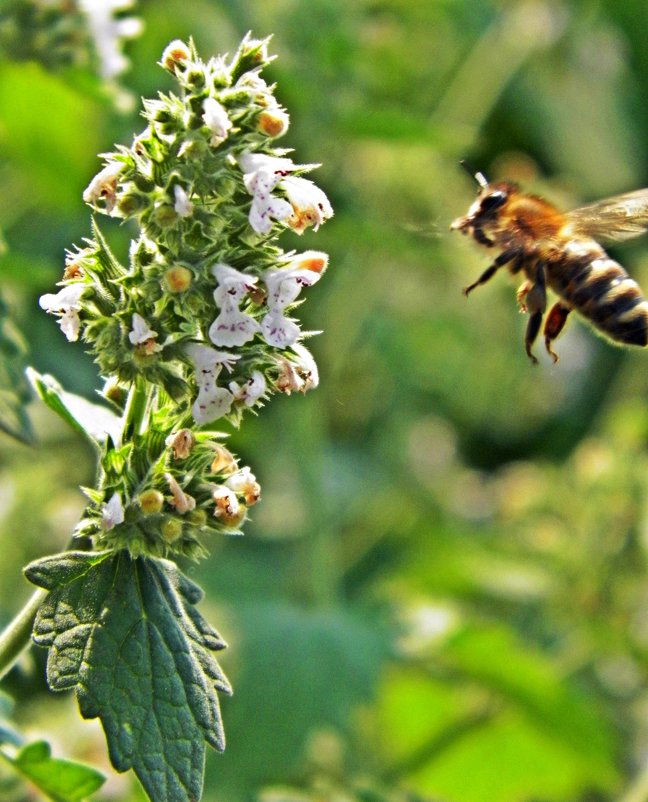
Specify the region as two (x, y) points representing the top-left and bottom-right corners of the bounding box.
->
(442, 623), (615, 760)
(0, 293), (32, 443)
(26, 368), (121, 445)
(24, 551), (232, 802)
(2, 739), (105, 802)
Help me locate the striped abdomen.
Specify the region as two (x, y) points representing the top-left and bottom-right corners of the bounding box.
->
(546, 246), (648, 347)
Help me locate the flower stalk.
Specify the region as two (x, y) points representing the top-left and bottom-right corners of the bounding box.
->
(0, 588), (47, 681)
(37, 33), (333, 561)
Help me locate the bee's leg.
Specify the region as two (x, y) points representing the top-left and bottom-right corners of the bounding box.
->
(516, 280), (531, 312)
(523, 267), (547, 365)
(463, 248), (519, 296)
(525, 312), (543, 365)
(543, 301), (571, 363)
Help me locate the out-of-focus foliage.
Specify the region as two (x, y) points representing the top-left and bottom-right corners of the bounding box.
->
(4, 0), (648, 801)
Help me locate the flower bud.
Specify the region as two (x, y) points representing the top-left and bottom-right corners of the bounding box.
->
(63, 253), (84, 280)
(212, 485), (246, 529)
(161, 517), (184, 543)
(166, 429), (195, 459)
(83, 162), (124, 213)
(230, 35), (271, 81)
(257, 108), (290, 138)
(102, 378), (128, 407)
(225, 467), (261, 505)
(116, 191), (148, 217)
(164, 265), (193, 293)
(210, 444), (238, 475)
(165, 473), (196, 514)
(187, 508), (208, 528)
(138, 489), (165, 514)
(161, 40), (191, 72)
(186, 68), (206, 89)
(153, 204), (179, 227)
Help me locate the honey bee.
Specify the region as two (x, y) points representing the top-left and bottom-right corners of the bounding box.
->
(450, 162), (648, 363)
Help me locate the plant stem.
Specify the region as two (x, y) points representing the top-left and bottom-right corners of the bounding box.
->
(120, 375), (149, 445)
(0, 588), (47, 681)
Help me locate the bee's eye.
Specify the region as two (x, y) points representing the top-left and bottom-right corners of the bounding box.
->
(480, 191), (507, 212)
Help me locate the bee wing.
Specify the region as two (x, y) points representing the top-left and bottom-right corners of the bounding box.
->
(566, 188), (648, 243)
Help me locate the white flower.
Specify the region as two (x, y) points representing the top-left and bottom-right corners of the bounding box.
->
(192, 385), (234, 424)
(264, 262), (324, 310)
(260, 310), (301, 348)
(212, 485), (242, 522)
(248, 190), (293, 234)
(186, 343), (241, 385)
(209, 264), (260, 346)
(238, 152), (301, 234)
(203, 97), (232, 146)
(101, 492), (125, 531)
(243, 168), (292, 234)
(212, 263), (258, 305)
(238, 151), (301, 175)
(229, 371), (267, 406)
(291, 343), (319, 390)
(258, 256), (326, 348)
(173, 184), (194, 217)
(128, 313), (161, 348)
(82, 161), (124, 211)
(78, 0), (143, 80)
(280, 175), (333, 234)
(225, 466), (261, 505)
(237, 152), (329, 235)
(186, 343), (237, 424)
(39, 283), (86, 342)
(164, 472), (196, 514)
(287, 250), (329, 275)
(209, 307), (260, 347)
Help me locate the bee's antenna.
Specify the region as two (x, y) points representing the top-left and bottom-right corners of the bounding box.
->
(459, 159), (488, 189)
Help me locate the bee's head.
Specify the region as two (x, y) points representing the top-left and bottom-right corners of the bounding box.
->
(450, 162), (515, 243)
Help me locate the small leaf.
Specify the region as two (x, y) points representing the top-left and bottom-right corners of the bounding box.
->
(25, 550), (232, 802)
(2, 738), (105, 802)
(26, 368), (121, 445)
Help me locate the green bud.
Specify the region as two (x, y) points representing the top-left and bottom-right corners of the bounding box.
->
(131, 237), (157, 267)
(139, 489), (165, 514)
(187, 508), (207, 528)
(161, 517), (184, 543)
(164, 265), (193, 293)
(186, 69), (206, 89)
(153, 204), (178, 227)
(229, 35), (271, 81)
(116, 191), (148, 217)
(132, 173), (156, 193)
(177, 136), (208, 160)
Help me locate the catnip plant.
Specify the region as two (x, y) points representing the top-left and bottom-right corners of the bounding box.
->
(0, 34), (332, 802)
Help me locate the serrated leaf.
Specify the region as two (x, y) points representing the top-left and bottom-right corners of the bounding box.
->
(1, 739), (105, 802)
(26, 368), (121, 445)
(24, 551), (232, 802)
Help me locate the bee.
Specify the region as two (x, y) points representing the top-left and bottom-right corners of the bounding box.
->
(450, 161), (648, 363)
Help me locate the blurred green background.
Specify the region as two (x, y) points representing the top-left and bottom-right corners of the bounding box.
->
(4, 1), (648, 800)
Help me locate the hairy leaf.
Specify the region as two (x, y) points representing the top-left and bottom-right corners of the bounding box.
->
(26, 368), (121, 445)
(1, 739), (105, 802)
(24, 550), (232, 802)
